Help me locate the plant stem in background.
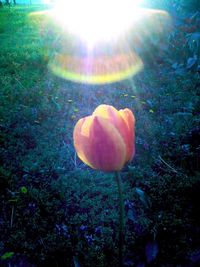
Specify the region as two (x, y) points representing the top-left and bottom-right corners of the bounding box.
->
(115, 171), (124, 267)
(10, 206), (14, 228)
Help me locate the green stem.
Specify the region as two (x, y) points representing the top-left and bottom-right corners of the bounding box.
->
(115, 171), (124, 267)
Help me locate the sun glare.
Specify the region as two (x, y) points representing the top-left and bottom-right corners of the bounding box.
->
(30, 0), (170, 84)
(51, 0), (143, 47)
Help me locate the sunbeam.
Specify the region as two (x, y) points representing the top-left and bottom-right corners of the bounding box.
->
(30, 0), (170, 84)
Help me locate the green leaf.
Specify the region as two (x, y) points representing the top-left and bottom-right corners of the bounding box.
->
(1, 252), (14, 260)
(135, 188), (152, 209)
(20, 186), (28, 194)
(73, 256), (81, 267)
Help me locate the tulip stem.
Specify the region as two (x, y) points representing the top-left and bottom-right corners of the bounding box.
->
(115, 171), (124, 267)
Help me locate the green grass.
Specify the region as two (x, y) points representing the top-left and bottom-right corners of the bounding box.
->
(0, 5), (200, 267)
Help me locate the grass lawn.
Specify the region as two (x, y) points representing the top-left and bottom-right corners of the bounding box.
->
(0, 4), (200, 267)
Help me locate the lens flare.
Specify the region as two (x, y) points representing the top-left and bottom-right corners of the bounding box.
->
(50, 51), (143, 84)
(30, 1), (170, 84)
(52, 0), (143, 48)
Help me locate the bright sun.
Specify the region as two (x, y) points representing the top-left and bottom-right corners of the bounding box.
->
(51, 0), (143, 47)
(30, 0), (170, 84)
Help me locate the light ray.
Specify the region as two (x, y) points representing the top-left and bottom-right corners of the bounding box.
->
(29, 1), (170, 84)
(51, 0), (144, 48)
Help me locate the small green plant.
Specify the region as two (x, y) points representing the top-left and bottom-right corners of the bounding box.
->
(1, 252), (14, 260)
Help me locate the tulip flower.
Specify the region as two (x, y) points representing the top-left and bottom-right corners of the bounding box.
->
(73, 104), (135, 171)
